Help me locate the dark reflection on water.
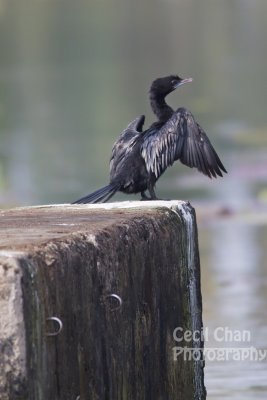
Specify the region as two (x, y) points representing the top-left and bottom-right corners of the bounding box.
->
(0, 1), (267, 398)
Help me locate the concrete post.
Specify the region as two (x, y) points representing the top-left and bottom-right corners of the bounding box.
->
(0, 201), (206, 400)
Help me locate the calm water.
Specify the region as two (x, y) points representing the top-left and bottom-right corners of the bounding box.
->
(0, 1), (267, 397)
(199, 214), (267, 399)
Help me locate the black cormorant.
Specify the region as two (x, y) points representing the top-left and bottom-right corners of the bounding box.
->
(73, 75), (227, 203)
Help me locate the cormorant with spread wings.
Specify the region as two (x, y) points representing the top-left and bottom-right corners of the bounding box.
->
(73, 75), (227, 203)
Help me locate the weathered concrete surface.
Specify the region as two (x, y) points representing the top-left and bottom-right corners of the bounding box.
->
(0, 201), (206, 400)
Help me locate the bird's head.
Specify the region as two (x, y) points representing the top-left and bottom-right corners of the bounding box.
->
(150, 75), (193, 97)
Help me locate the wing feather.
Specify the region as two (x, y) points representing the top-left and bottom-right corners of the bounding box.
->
(141, 107), (227, 179)
(110, 115), (145, 178)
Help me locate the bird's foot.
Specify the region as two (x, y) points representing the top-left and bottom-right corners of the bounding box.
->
(140, 196), (161, 201)
(140, 190), (166, 201)
(140, 196), (172, 201)
(140, 191), (151, 200)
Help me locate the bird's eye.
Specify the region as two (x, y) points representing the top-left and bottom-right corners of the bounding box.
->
(171, 79), (177, 86)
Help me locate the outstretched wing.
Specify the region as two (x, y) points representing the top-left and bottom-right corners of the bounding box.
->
(110, 115), (145, 178)
(141, 107), (227, 179)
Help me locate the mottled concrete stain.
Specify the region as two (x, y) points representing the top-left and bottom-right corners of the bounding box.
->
(0, 257), (27, 399)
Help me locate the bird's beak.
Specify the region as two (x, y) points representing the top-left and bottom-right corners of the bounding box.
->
(176, 77), (193, 87)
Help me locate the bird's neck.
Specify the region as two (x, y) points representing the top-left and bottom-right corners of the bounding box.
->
(149, 92), (173, 122)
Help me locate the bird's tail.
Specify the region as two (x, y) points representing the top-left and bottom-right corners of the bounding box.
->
(72, 183), (119, 204)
